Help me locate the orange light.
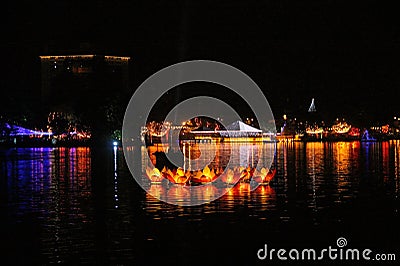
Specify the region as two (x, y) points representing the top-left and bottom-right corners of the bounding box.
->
(253, 168), (276, 184)
(40, 55), (130, 61)
(145, 167), (164, 184)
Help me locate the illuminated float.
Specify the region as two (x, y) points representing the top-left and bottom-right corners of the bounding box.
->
(332, 121), (351, 134)
(145, 164), (277, 186)
(190, 165), (218, 184)
(145, 167), (164, 184)
(219, 169), (237, 185)
(161, 167), (190, 185)
(306, 126), (324, 134)
(252, 168), (277, 185)
(361, 129), (377, 142)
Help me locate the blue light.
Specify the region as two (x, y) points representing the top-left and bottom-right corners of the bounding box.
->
(4, 123), (52, 137)
(113, 141), (118, 146)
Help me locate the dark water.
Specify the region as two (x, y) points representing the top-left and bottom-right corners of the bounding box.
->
(1, 141), (399, 265)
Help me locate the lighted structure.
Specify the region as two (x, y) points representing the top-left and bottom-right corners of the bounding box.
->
(306, 126), (323, 134)
(190, 121), (263, 142)
(332, 121), (351, 134)
(308, 98), (317, 113)
(2, 123), (52, 137)
(361, 129), (376, 142)
(39, 55), (130, 107)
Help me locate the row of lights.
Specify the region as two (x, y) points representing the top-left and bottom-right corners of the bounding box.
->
(283, 115), (399, 122)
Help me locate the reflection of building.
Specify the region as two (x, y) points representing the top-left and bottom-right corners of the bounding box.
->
(40, 55), (130, 108)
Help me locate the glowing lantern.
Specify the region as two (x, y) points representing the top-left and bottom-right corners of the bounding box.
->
(219, 169), (236, 185)
(174, 168), (190, 184)
(162, 167), (190, 185)
(191, 165), (217, 184)
(253, 168), (276, 185)
(145, 167), (164, 184)
(235, 166), (252, 182)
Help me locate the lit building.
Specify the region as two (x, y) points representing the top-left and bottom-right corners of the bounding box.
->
(39, 54), (130, 109)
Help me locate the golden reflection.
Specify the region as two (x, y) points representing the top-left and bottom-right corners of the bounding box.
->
(236, 182), (252, 194)
(167, 185), (190, 200)
(333, 142), (352, 195)
(255, 185), (276, 197)
(331, 141), (361, 201)
(148, 184), (165, 199)
(195, 184), (219, 202)
(223, 187), (235, 197)
(394, 140), (399, 194)
(50, 147), (91, 186)
(333, 142), (352, 176)
(306, 142), (324, 209)
(218, 187), (237, 208)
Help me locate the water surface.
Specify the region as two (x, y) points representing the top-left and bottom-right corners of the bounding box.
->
(1, 141), (399, 264)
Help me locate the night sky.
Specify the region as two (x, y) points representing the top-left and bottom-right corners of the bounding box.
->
(3, 1), (400, 123)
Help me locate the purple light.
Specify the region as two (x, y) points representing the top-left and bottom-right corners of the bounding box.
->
(5, 123), (52, 137)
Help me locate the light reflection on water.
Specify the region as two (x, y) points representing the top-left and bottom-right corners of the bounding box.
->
(142, 141), (400, 219)
(0, 147), (93, 264)
(1, 141), (399, 264)
(138, 142), (276, 205)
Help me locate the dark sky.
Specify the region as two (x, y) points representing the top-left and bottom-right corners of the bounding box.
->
(3, 0), (400, 122)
